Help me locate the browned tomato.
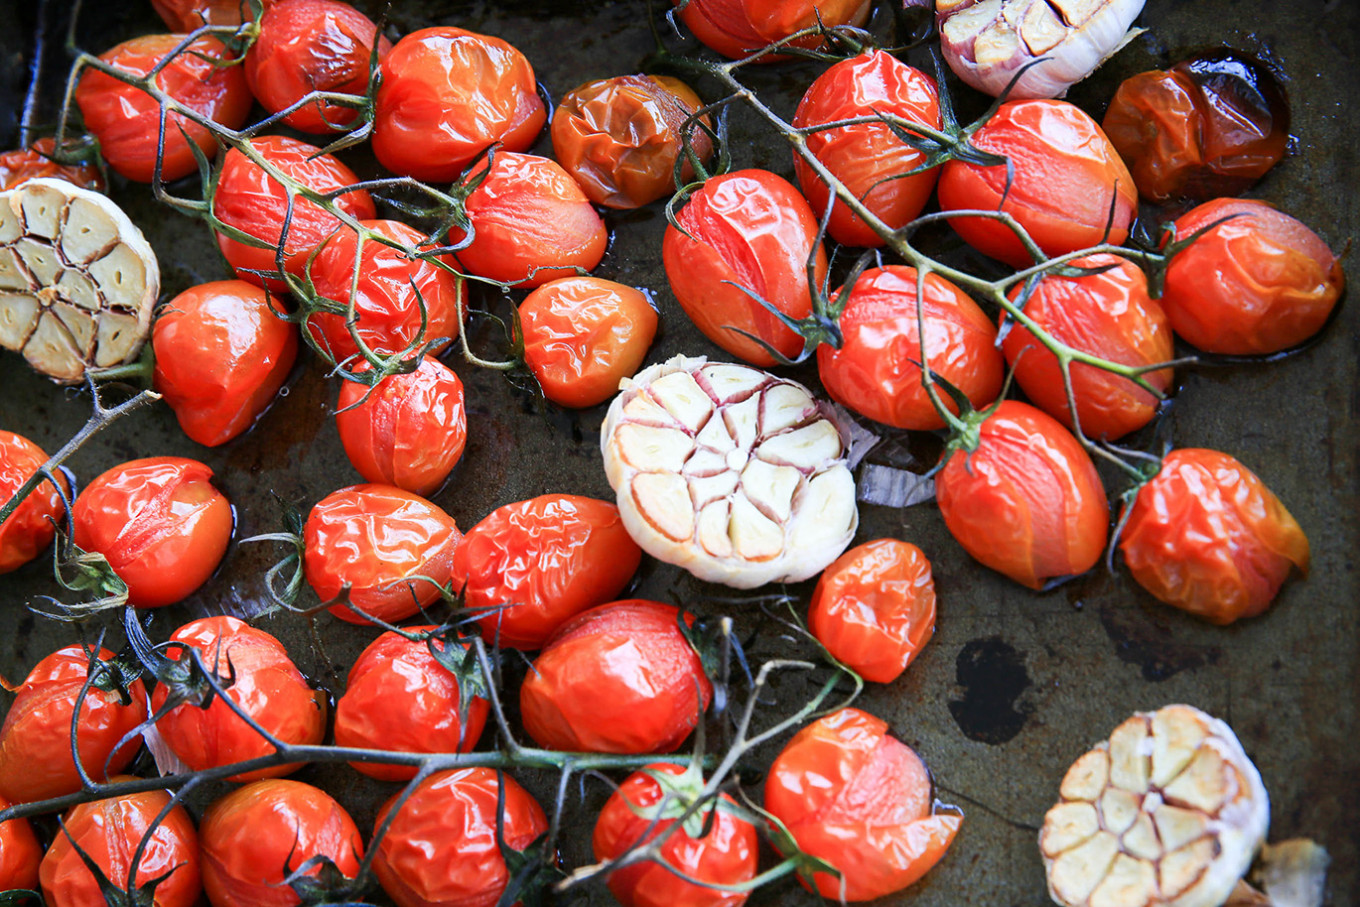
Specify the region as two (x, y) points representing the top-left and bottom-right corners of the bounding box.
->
(0, 138), (104, 191)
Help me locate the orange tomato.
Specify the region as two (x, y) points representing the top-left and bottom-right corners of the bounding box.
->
(0, 138), (104, 191)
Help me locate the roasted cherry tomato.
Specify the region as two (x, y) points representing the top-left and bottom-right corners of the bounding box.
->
(0, 429), (68, 574)
(674, 0), (871, 61)
(74, 34), (251, 183)
(303, 483), (461, 625)
(151, 616), (326, 782)
(333, 627), (489, 781)
(0, 644), (147, 804)
(71, 456), (233, 608)
(521, 600), (711, 753)
(1001, 254), (1173, 440)
(372, 26), (546, 183)
(0, 795), (41, 891)
(552, 74), (712, 209)
(938, 99), (1137, 267)
(152, 0), (276, 31)
(765, 707), (961, 901)
(936, 401), (1108, 589)
(808, 539), (936, 684)
(199, 779), (364, 907)
(1160, 198), (1344, 355)
(0, 138), (104, 191)
(793, 51), (941, 248)
(817, 265), (1003, 430)
(1119, 448), (1309, 624)
(373, 767), (548, 907)
(246, 0), (392, 133)
(664, 169), (828, 366)
(452, 494), (642, 650)
(152, 280), (299, 447)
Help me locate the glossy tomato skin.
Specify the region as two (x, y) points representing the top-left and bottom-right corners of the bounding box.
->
(1001, 254), (1173, 440)
(764, 707), (961, 901)
(1119, 449), (1309, 624)
(664, 169), (828, 366)
(0, 796), (41, 891)
(74, 35), (251, 183)
(1160, 199), (1344, 355)
(333, 627), (490, 781)
(199, 779), (364, 907)
(152, 0), (276, 31)
(0, 644), (148, 804)
(938, 100), (1137, 267)
(0, 429), (68, 574)
(373, 767), (548, 907)
(936, 401), (1108, 589)
(793, 51), (941, 248)
(817, 265), (1003, 430)
(71, 456), (233, 608)
(372, 26), (546, 183)
(521, 600), (711, 753)
(153, 280), (299, 447)
(674, 0), (871, 61)
(0, 138), (104, 191)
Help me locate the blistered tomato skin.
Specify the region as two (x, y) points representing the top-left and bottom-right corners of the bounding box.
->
(0, 138), (104, 192)
(152, 0), (275, 30)
(0, 796), (41, 891)
(0, 429), (68, 573)
(674, 0), (872, 61)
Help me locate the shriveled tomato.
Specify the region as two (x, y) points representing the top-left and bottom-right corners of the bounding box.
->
(674, 0), (871, 61)
(199, 779), (364, 907)
(452, 494), (642, 650)
(372, 26), (546, 183)
(1119, 449), (1309, 624)
(0, 429), (68, 574)
(333, 627), (489, 781)
(664, 169), (828, 366)
(793, 51), (941, 248)
(0, 795), (41, 891)
(0, 644), (147, 804)
(246, 0), (392, 133)
(373, 767), (548, 907)
(1001, 254), (1173, 440)
(151, 0), (276, 31)
(817, 265), (1002, 430)
(71, 456), (233, 608)
(936, 401), (1108, 589)
(938, 99), (1137, 267)
(303, 483), (461, 625)
(74, 34), (251, 183)
(151, 616), (326, 782)
(1160, 198), (1344, 355)
(0, 138), (104, 191)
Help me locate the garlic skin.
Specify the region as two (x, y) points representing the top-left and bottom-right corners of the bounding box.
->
(938, 0), (1146, 99)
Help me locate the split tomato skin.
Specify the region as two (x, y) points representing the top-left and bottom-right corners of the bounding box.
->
(0, 138), (104, 192)
(0, 796), (41, 891)
(0, 429), (68, 574)
(674, 0), (871, 61)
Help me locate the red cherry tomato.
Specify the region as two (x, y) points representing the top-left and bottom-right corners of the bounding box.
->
(0, 138), (104, 192)
(816, 265), (1003, 430)
(151, 0), (276, 31)
(793, 51), (942, 248)
(333, 626), (490, 781)
(246, 0), (392, 134)
(71, 456), (233, 608)
(74, 34), (251, 183)
(936, 401), (1108, 589)
(1119, 449), (1309, 624)
(938, 99), (1137, 267)
(372, 26), (546, 183)
(0, 795), (41, 891)
(765, 707), (961, 901)
(0, 644), (148, 804)
(1159, 198), (1344, 355)
(663, 169), (828, 366)
(674, 0), (871, 61)
(373, 767), (548, 907)
(0, 429), (68, 574)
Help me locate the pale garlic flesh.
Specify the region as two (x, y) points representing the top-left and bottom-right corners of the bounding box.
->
(601, 355), (859, 589)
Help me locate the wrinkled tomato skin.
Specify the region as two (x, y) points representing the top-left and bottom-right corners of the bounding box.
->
(521, 600), (711, 753)
(765, 707), (961, 901)
(0, 645), (148, 805)
(452, 494), (642, 650)
(153, 280), (299, 447)
(674, 0), (871, 61)
(199, 779), (364, 907)
(74, 35), (251, 183)
(373, 767), (548, 907)
(593, 763), (758, 907)
(333, 627), (490, 781)
(1160, 199), (1344, 355)
(1001, 254), (1173, 440)
(793, 51), (941, 248)
(0, 429), (68, 574)
(938, 100), (1137, 267)
(246, 0), (392, 134)
(519, 277), (658, 408)
(0, 138), (104, 191)
(664, 169), (828, 366)
(936, 401), (1108, 589)
(1119, 449), (1309, 624)
(372, 27), (546, 183)
(817, 265), (1003, 430)
(152, 0), (276, 31)
(0, 796), (41, 891)
(71, 456), (233, 608)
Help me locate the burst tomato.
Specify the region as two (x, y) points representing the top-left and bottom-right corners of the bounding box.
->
(0, 138), (104, 191)
(673, 0), (871, 61)
(0, 796), (41, 891)
(151, 0), (276, 31)
(0, 429), (68, 574)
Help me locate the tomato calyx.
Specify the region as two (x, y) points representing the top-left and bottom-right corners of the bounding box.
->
(52, 810), (184, 907)
(124, 609), (236, 716)
(245, 494), (309, 612)
(418, 624), (498, 744)
(35, 532), (130, 621)
(276, 851), (365, 906)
